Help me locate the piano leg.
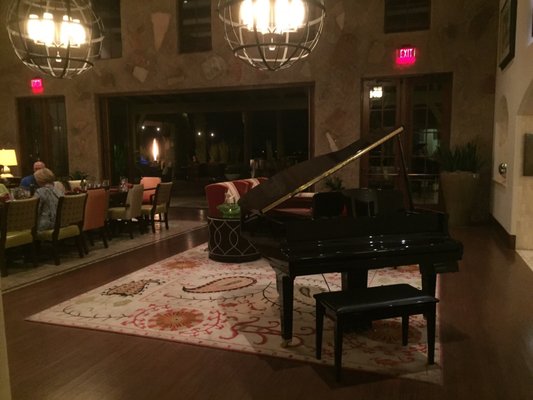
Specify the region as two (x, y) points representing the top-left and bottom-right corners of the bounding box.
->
(419, 263), (437, 296)
(276, 272), (294, 346)
(341, 269), (368, 290)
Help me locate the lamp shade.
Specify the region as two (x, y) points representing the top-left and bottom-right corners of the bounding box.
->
(0, 149), (18, 178)
(6, 0), (105, 79)
(0, 149), (18, 166)
(218, 0), (326, 71)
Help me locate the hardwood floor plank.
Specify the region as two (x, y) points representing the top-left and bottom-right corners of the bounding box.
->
(3, 209), (533, 400)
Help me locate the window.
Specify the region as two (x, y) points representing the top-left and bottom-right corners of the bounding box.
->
(361, 74), (452, 206)
(93, 0), (122, 59)
(178, 0), (212, 53)
(17, 97), (69, 178)
(385, 0), (431, 33)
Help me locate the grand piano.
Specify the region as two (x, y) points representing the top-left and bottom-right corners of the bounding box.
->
(238, 126), (463, 343)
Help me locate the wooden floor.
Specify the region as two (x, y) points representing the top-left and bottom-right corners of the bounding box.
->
(3, 208), (533, 400)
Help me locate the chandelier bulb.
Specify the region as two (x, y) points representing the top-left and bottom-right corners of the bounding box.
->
(218, 0), (325, 71)
(6, 0), (104, 78)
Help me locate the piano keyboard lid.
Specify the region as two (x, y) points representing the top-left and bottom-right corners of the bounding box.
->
(238, 126), (404, 214)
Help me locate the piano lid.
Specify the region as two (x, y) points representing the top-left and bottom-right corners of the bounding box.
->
(239, 126), (404, 214)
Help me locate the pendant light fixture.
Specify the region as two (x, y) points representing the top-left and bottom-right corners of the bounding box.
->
(6, 0), (104, 79)
(218, 0), (325, 71)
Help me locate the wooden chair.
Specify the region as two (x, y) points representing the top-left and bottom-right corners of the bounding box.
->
(107, 184), (144, 238)
(82, 188), (109, 252)
(140, 176), (161, 205)
(36, 193), (87, 266)
(140, 182), (173, 233)
(0, 197), (40, 277)
(314, 284), (438, 381)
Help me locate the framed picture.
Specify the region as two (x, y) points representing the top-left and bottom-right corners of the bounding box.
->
(498, 0), (517, 70)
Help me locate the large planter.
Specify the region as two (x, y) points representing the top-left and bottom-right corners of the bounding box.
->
(439, 171), (480, 227)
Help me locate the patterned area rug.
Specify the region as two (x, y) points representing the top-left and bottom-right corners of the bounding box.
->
(28, 245), (442, 383)
(1, 220), (206, 292)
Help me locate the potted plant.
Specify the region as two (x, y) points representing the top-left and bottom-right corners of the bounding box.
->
(68, 170), (88, 191)
(324, 176), (345, 191)
(434, 141), (483, 226)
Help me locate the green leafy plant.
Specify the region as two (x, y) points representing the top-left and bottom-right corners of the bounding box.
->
(434, 141), (483, 173)
(69, 170), (88, 180)
(324, 176), (345, 191)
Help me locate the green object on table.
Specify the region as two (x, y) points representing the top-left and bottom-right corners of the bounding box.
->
(217, 203), (241, 218)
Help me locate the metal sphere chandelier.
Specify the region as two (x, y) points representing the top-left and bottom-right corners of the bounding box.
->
(6, 0), (104, 79)
(217, 0), (325, 71)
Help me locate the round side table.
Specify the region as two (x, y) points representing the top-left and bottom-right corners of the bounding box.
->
(207, 217), (260, 263)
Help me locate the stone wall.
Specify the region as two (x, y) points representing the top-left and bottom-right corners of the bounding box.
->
(0, 0), (498, 216)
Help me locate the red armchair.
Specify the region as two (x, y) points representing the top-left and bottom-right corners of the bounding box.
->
(140, 176), (162, 205)
(205, 180), (250, 218)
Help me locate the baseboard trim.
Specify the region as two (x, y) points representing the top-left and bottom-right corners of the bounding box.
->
(490, 215), (516, 250)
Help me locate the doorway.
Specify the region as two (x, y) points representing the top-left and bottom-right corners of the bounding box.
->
(360, 74), (452, 206)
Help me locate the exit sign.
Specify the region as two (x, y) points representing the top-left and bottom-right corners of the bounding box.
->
(30, 77), (44, 94)
(396, 46), (417, 65)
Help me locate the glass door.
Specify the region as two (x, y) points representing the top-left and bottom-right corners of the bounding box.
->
(360, 74), (452, 207)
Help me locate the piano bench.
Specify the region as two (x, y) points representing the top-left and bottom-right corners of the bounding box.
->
(314, 284), (438, 381)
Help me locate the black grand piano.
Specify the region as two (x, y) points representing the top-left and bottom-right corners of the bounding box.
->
(238, 126), (463, 343)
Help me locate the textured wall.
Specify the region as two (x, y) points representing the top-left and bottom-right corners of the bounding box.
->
(0, 0), (498, 215)
(493, 0), (533, 246)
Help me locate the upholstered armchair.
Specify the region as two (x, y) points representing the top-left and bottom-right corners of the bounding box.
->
(140, 182), (173, 233)
(140, 177), (162, 205)
(107, 184), (144, 238)
(82, 188), (109, 252)
(36, 193), (87, 266)
(0, 197), (40, 276)
(205, 180), (250, 218)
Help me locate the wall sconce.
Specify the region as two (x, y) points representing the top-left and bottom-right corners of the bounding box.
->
(0, 149), (19, 178)
(6, 0), (105, 79)
(218, 0), (326, 71)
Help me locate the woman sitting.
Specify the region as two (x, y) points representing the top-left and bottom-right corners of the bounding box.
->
(34, 168), (63, 231)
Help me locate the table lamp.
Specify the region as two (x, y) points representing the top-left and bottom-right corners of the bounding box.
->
(0, 149), (18, 178)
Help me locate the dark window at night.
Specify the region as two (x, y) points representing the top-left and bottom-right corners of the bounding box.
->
(93, 0), (122, 59)
(384, 0), (431, 33)
(17, 97), (69, 178)
(178, 0), (212, 53)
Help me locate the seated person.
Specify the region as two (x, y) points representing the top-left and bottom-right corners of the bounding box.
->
(20, 161), (46, 190)
(0, 183), (9, 202)
(33, 167), (63, 231)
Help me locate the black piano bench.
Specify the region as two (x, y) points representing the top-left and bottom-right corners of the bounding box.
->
(314, 283), (439, 381)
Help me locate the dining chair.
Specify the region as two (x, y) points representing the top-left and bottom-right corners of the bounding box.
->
(107, 184), (144, 238)
(82, 188), (109, 253)
(140, 176), (162, 205)
(36, 193), (87, 266)
(0, 197), (40, 277)
(0, 183), (9, 196)
(140, 182), (173, 233)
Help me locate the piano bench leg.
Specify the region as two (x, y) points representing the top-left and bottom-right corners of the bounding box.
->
(402, 314), (409, 346)
(334, 317), (344, 382)
(314, 284), (439, 381)
(315, 303), (325, 359)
